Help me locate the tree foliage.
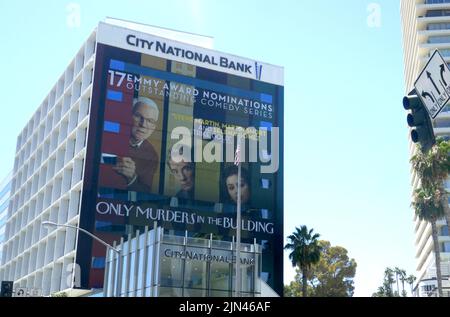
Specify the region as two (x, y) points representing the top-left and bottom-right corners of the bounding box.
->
(409, 138), (450, 297)
(372, 267), (416, 297)
(284, 226), (322, 297)
(284, 240), (357, 297)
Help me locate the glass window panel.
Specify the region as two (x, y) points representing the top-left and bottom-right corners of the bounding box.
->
(158, 286), (183, 297)
(162, 234), (185, 245)
(443, 241), (450, 252)
(186, 237), (209, 248)
(184, 288), (207, 297)
(239, 252), (255, 293)
(159, 244), (184, 287)
(129, 250), (136, 291)
(210, 249), (232, 292)
(210, 290), (231, 297)
(146, 245), (153, 286)
(137, 247), (144, 289)
(184, 256), (208, 289)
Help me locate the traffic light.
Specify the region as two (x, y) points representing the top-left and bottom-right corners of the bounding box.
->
(1, 281), (13, 297)
(403, 94), (436, 153)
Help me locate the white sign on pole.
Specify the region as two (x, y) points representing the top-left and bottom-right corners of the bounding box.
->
(14, 288), (27, 297)
(414, 50), (450, 119)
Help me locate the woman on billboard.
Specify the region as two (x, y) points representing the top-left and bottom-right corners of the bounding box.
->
(221, 165), (252, 214)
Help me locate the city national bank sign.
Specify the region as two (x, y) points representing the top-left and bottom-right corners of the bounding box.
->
(97, 22), (284, 84)
(76, 21), (284, 295)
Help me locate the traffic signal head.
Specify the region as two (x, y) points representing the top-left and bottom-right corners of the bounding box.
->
(1, 281), (13, 297)
(403, 95), (436, 153)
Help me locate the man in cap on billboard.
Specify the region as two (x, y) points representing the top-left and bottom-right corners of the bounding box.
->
(113, 96), (159, 192)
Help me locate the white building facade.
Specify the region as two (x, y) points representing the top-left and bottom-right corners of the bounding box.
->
(0, 30), (97, 296)
(0, 172), (12, 274)
(400, 0), (450, 297)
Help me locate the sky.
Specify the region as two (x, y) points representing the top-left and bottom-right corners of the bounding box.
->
(0, 0), (415, 296)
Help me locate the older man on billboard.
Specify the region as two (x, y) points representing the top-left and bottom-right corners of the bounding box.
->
(113, 96), (159, 192)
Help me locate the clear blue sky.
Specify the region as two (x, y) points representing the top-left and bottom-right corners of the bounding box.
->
(0, 0), (414, 296)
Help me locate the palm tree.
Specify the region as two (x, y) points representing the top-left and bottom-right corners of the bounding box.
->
(394, 267), (402, 296)
(398, 269), (407, 297)
(372, 286), (387, 297)
(383, 267), (395, 297)
(411, 139), (450, 234)
(284, 226), (322, 297)
(412, 186), (445, 297)
(406, 274), (417, 297)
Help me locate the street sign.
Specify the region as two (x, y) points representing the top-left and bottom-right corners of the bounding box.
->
(14, 288), (27, 297)
(414, 50), (450, 119)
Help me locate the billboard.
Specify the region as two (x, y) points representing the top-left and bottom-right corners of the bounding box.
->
(77, 23), (284, 295)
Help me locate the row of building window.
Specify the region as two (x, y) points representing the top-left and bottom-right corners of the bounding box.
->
(428, 35), (450, 43)
(426, 10), (450, 17)
(426, 0), (450, 4)
(0, 182), (11, 199)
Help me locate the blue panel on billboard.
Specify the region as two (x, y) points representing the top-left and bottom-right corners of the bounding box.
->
(109, 59), (125, 71)
(103, 121), (120, 133)
(106, 90), (123, 102)
(260, 121), (272, 131)
(260, 93), (273, 103)
(261, 179), (271, 189)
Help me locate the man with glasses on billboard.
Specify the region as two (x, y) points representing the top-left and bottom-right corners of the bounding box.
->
(112, 96), (159, 193)
(167, 145), (195, 200)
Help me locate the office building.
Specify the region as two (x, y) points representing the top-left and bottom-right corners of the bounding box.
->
(400, 0), (450, 297)
(1, 18), (284, 296)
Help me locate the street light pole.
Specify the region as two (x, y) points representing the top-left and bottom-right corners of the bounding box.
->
(41, 221), (121, 297)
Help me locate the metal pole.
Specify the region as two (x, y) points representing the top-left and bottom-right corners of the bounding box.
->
(235, 131), (242, 297)
(116, 237), (124, 297)
(41, 221), (121, 297)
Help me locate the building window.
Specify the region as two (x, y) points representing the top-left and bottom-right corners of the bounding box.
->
(441, 241), (450, 252)
(426, 10), (450, 17)
(427, 23), (450, 31)
(426, 0), (450, 4)
(428, 35), (450, 43)
(441, 226), (449, 236)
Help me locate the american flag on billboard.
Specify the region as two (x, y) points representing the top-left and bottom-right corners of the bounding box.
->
(234, 144), (240, 166)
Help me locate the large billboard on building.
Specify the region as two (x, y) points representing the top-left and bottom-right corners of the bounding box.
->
(77, 22), (284, 295)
